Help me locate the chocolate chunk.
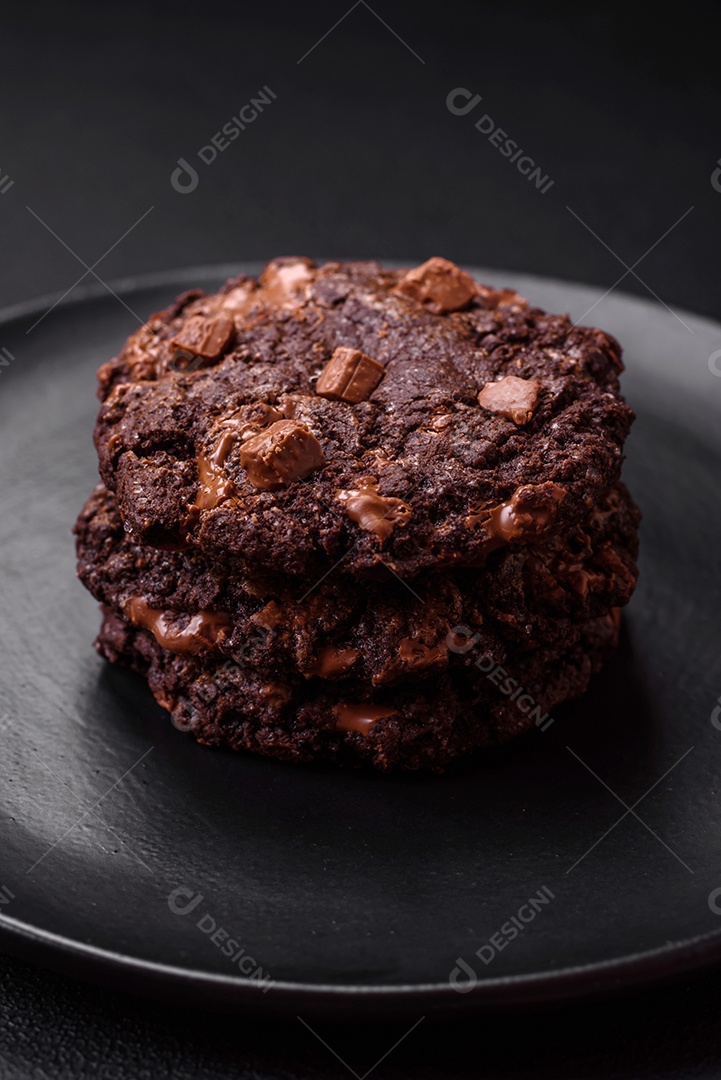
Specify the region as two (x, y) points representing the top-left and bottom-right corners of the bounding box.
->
(124, 597), (229, 654)
(218, 402), (285, 441)
(219, 279), (256, 316)
(477, 375), (540, 425)
(259, 682), (292, 707)
(258, 257), (314, 308)
(398, 636), (447, 668)
(476, 285), (525, 309)
(310, 645), (360, 679)
(338, 478), (412, 542)
(481, 482), (566, 544)
(315, 347), (385, 404)
(568, 568), (592, 596)
(194, 429), (240, 512)
(195, 405), (293, 510)
(170, 313), (234, 364)
(240, 420), (326, 490)
(334, 703), (398, 735)
(373, 636), (448, 685)
(393, 257), (477, 315)
(251, 600), (284, 630)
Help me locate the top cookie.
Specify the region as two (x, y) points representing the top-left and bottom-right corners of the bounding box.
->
(94, 257), (633, 579)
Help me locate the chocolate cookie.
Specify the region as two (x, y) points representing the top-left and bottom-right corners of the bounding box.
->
(94, 258), (633, 578)
(75, 482), (639, 688)
(77, 257), (641, 770)
(94, 605), (621, 770)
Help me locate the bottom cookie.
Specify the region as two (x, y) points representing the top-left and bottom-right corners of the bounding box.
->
(96, 606), (621, 770)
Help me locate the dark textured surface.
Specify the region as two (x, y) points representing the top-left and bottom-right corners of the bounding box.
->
(6, 952), (721, 1079)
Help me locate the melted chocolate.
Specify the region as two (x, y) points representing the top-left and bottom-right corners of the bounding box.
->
(124, 597), (229, 655)
(310, 645), (359, 679)
(195, 432), (236, 511)
(466, 482), (566, 550)
(334, 703), (397, 735)
(398, 637), (447, 667)
(338, 478), (412, 542)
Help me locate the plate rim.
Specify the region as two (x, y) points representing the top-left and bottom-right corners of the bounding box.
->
(4, 257), (721, 338)
(2, 262), (720, 1016)
(2, 911), (721, 1018)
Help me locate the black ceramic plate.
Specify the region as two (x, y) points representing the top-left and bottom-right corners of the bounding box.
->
(1, 264), (720, 1020)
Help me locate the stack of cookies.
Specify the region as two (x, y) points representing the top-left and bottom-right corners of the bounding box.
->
(75, 257), (640, 769)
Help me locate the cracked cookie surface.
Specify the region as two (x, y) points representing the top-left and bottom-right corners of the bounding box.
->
(94, 257), (633, 579)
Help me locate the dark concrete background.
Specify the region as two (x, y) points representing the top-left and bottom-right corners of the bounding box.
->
(1, 2), (720, 1076)
(1, 1), (720, 320)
